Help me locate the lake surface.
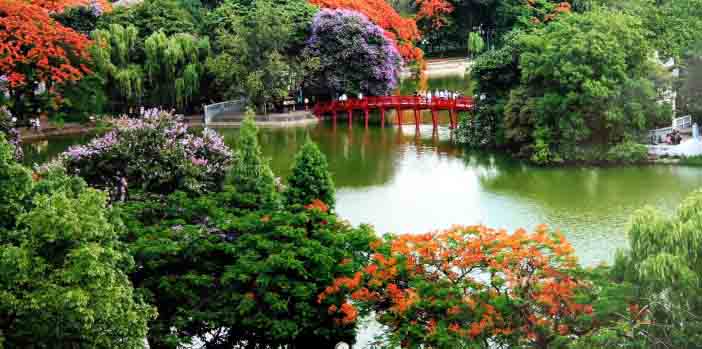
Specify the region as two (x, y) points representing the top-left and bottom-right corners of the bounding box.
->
(23, 122), (702, 266)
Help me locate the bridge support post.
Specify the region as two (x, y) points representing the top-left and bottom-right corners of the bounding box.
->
(332, 110), (337, 127)
(431, 109), (438, 129)
(347, 110), (353, 128)
(414, 109), (420, 129)
(450, 109), (457, 129)
(364, 108), (369, 128)
(380, 108), (386, 128)
(395, 108), (402, 127)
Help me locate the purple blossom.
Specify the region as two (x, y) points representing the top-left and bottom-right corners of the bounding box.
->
(305, 9), (402, 96)
(89, 0), (103, 17)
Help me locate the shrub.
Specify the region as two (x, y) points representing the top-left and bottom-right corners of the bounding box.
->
(605, 141), (648, 164)
(285, 138), (335, 210)
(63, 111), (232, 198)
(320, 225), (597, 348)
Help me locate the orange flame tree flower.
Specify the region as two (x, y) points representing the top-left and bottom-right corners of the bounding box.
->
(0, 0), (92, 119)
(319, 225), (598, 348)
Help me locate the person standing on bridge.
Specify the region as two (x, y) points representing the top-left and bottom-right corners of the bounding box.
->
(358, 92), (363, 100)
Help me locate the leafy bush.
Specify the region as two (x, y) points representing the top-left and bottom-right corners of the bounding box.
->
(63, 111), (232, 198)
(320, 225), (596, 348)
(606, 141), (648, 164)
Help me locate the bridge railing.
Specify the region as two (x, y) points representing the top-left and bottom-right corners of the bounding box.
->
(313, 96), (474, 116)
(204, 98), (247, 124)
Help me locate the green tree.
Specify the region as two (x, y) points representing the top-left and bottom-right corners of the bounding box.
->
(99, 0), (199, 40)
(679, 42), (702, 122)
(230, 111), (279, 209)
(205, 0), (315, 112)
(0, 176), (153, 348)
(467, 31), (485, 58)
(285, 138), (335, 210)
(609, 189), (702, 348)
(0, 133), (32, 231)
(513, 10), (668, 163)
(91, 24), (210, 113)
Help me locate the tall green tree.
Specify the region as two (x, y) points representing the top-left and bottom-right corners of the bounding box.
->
(285, 138), (335, 210)
(230, 111), (279, 209)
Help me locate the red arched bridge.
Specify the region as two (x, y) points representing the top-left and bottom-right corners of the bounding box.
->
(312, 96), (475, 129)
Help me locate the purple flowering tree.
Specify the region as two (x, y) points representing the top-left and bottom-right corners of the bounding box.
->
(63, 111), (232, 199)
(303, 9), (402, 97)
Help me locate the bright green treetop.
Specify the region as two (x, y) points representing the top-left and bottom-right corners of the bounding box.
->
(0, 178), (154, 348)
(285, 138), (335, 210)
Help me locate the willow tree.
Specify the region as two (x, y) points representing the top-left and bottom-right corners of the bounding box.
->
(90, 24), (209, 113)
(90, 24), (143, 113)
(144, 31), (210, 109)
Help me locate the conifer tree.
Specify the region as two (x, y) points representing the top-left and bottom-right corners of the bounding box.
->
(230, 109), (279, 209)
(285, 138), (335, 209)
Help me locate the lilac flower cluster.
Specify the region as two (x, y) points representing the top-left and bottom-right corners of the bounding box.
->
(305, 9), (402, 96)
(89, 0), (103, 17)
(0, 106), (22, 160)
(63, 111), (233, 196)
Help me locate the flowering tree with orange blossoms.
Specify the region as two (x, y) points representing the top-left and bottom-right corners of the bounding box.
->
(27, 0), (111, 13)
(0, 0), (92, 120)
(319, 225), (598, 348)
(308, 0), (424, 62)
(415, 0), (454, 29)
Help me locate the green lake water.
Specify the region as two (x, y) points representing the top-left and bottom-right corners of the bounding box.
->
(21, 75), (702, 266)
(23, 122), (702, 266)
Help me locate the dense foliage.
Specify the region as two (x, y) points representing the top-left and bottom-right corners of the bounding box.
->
(63, 111), (232, 197)
(0, 135), (153, 348)
(206, 0), (316, 113)
(510, 11), (668, 163)
(304, 9), (402, 96)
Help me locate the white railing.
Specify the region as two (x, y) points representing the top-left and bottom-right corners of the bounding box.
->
(673, 115), (692, 130)
(647, 115), (694, 144)
(203, 98), (246, 125)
